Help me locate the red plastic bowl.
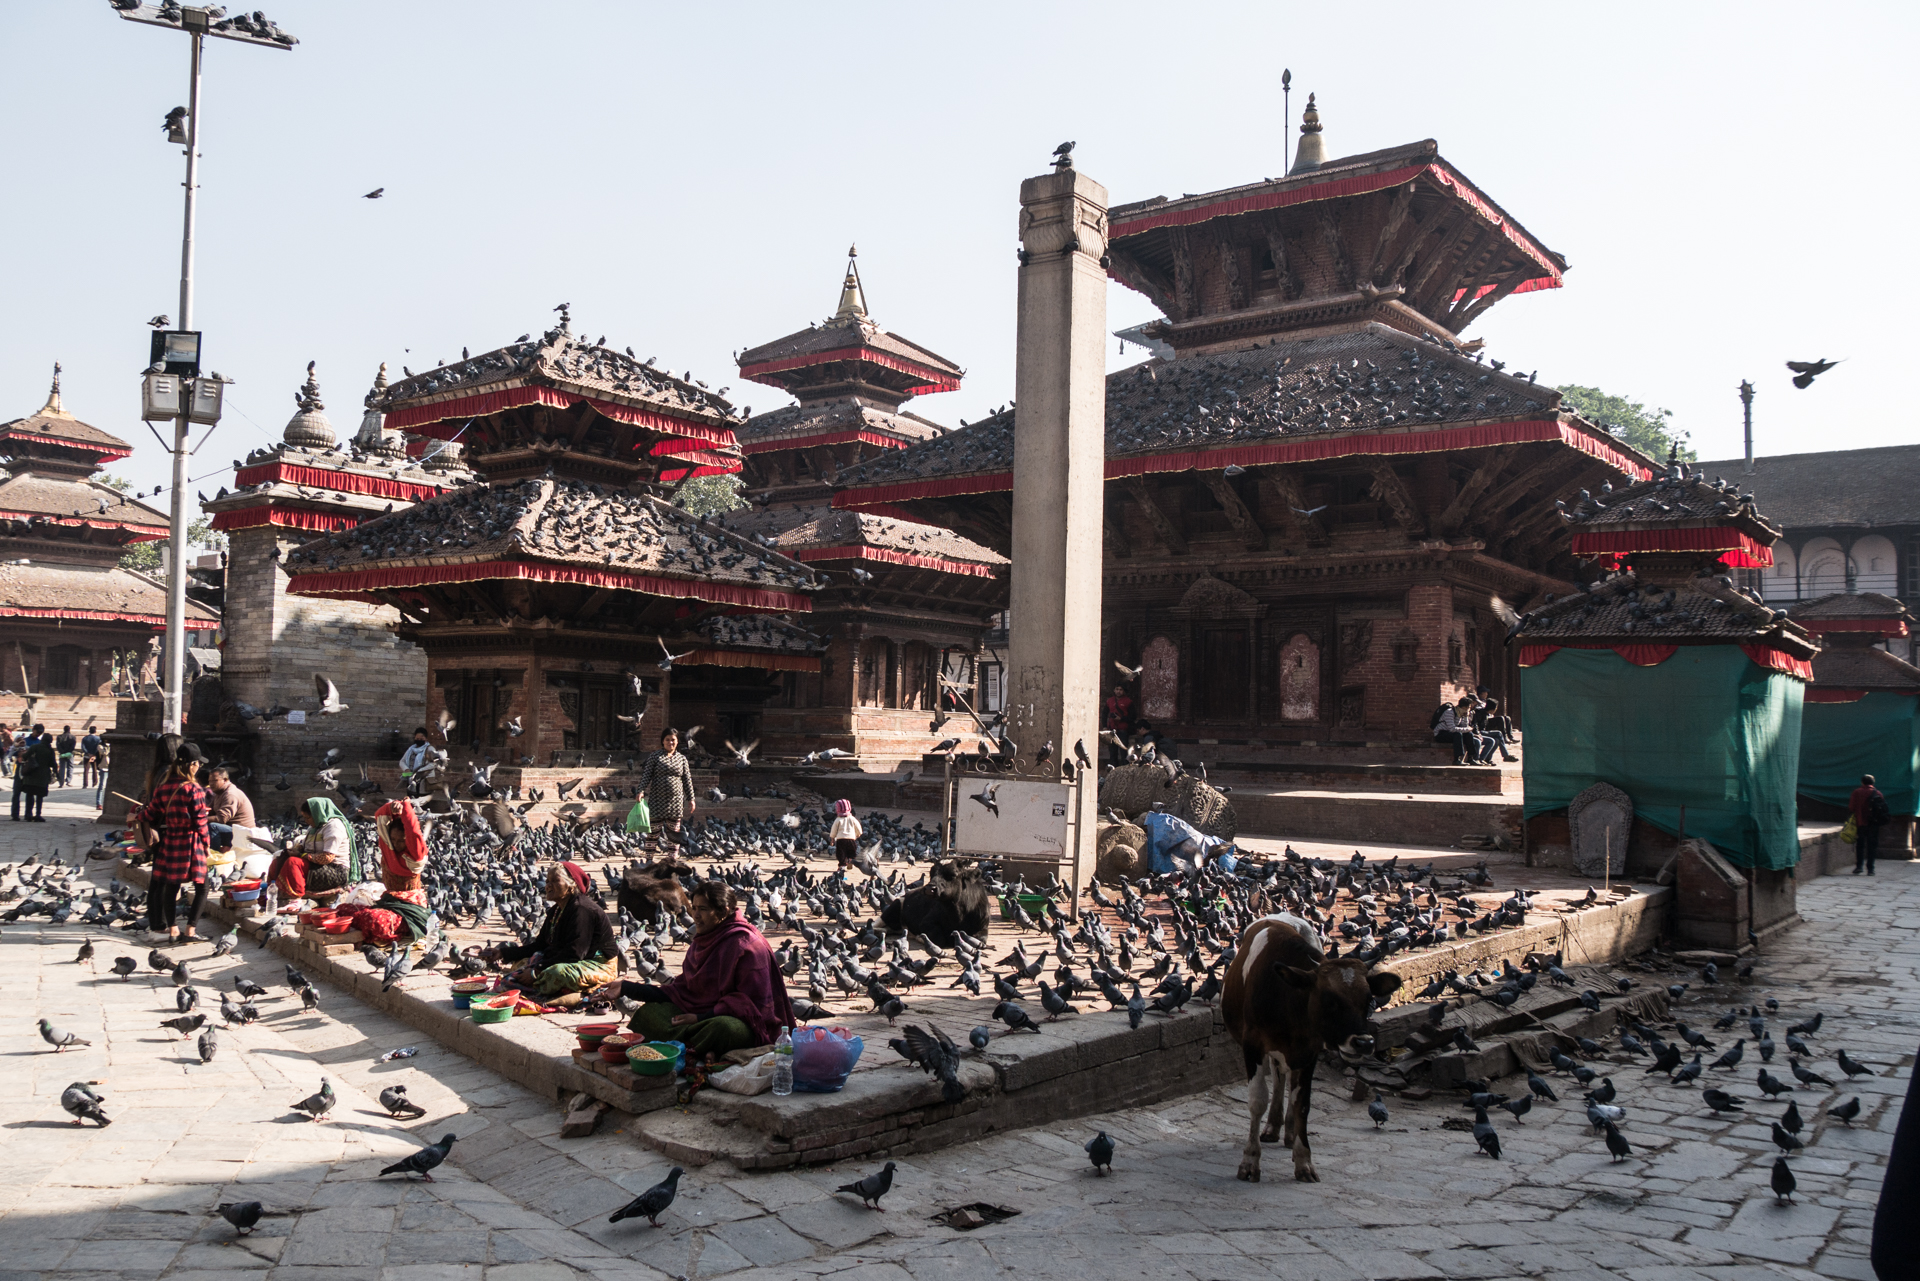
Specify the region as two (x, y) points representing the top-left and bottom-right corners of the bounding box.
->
(574, 1022), (619, 1049)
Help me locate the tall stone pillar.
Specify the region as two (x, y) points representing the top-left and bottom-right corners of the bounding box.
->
(1008, 164), (1108, 901)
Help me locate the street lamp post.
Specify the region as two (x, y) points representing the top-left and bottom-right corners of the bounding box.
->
(112, 2), (295, 734)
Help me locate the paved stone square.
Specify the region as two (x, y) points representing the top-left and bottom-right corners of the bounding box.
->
(2, 785), (1911, 1281)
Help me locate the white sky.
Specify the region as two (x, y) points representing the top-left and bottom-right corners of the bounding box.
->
(6, 1), (1915, 506)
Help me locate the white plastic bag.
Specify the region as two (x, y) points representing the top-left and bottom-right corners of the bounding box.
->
(710, 1053), (777, 1096)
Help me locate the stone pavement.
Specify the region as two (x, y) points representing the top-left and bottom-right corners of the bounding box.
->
(2, 787), (1912, 1281)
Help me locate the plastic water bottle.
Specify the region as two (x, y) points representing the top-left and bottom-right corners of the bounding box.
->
(771, 1027), (794, 1097)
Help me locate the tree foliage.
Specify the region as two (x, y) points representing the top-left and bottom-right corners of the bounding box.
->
(119, 516), (225, 574)
(673, 473), (746, 518)
(1554, 385), (1694, 462)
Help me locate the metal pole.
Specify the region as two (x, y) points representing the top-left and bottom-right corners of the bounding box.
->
(1739, 380), (1755, 477)
(162, 28), (204, 735)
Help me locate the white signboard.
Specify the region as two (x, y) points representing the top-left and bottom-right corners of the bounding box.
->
(954, 778), (1072, 862)
(286, 710), (307, 725)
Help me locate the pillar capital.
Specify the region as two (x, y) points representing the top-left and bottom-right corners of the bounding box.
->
(1018, 169), (1109, 260)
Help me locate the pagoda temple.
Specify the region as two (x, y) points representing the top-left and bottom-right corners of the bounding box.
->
(831, 99), (1650, 755)
(1789, 591), (1920, 843)
(199, 362), (475, 782)
(1514, 460), (1818, 940)
(281, 313), (823, 765)
(703, 253), (1008, 767)
(0, 364), (217, 730)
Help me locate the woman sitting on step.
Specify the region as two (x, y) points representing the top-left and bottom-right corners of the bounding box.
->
(620, 881), (792, 1063)
(489, 862), (619, 999)
(266, 796), (358, 907)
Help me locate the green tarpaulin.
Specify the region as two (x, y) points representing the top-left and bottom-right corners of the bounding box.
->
(1798, 693), (1920, 816)
(1521, 646), (1805, 871)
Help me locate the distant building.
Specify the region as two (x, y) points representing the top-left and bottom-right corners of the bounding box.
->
(1695, 444), (1920, 663)
(0, 364), (217, 731)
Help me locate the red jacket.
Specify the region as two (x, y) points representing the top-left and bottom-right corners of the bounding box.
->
(132, 779), (209, 883)
(1850, 785), (1886, 828)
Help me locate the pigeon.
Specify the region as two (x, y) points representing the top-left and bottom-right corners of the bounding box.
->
(834, 1161), (896, 1210)
(1785, 358), (1841, 389)
(39, 1019), (90, 1052)
(314, 673), (349, 714)
(969, 1026), (992, 1053)
(75, 938), (95, 966)
(1368, 1092), (1390, 1128)
(1788, 1058), (1833, 1089)
(1837, 1050), (1872, 1079)
(197, 1028), (218, 1063)
(1586, 1101), (1625, 1129)
(1708, 1039), (1745, 1071)
(149, 948), (173, 973)
(379, 1133), (457, 1182)
(1781, 1098), (1803, 1136)
(160, 1013), (207, 1039)
(1602, 1120), (1633, 1162)
(363, 187), (384, 199)
(1526, 1072), (1558, 1102)
(993, 1001), (1042, 1034)
(1500, 1095), (1533, 1123)
(379, 1086), (426, 1119)
(1085, 1130), (1115, 1175)
(112, 956), (137, 980)
(609, 1166), (683, 1227)
(1703, 1088), (1744, 1114)
(1038, 981), (1078, 1021)
(1471, 1108), (1501, 1160)
(217, 1202), (263, 1236)
(290, 1078), (336, 1122)
(1769, 1121), (1804, 1154)
(60, 1082), (110, 1126)
(1829, 1096), (1862, 1126)
(176, 986), (199, 1013)
(1771, 1157), (1796, 1204)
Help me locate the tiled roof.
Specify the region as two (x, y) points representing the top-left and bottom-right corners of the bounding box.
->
(0, 473), (170, 533)
(1790, 592), (1912, 623)
(1110, 141), (1443, 226)
(737, 398), (946, 449)
(281, 477), (820, 594)
(1557, 466), (1781, 543)
(695, 613), (823, 656)
(716, 505), (1007, 568)
(1692, 445), (1920, 531)
(834, 324), (1576, 490)
(379, 324), (737, 425)
(1512, 571), (1817, 655)
(0, 561), (217, 623)
(738, 314), (962, 386)
(1812, 645), (1920, 691)
(0, 403), (132, 457)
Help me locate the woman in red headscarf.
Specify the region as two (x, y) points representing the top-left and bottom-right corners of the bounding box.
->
(345, 799), (434, 946)
(490, 861), (618, 998)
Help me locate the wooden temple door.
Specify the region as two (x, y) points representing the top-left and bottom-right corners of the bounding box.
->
(1197, 628), (1249, 723)
(579, 683), (617, 750)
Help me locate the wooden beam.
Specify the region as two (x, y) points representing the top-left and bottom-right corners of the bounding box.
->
(578, 587), (620, 620)
(1364, 181), (1417, 284)
(1449, 266), (1527, 332)
(1440, 231), (1510, 324)
(1382, 206), (1442, 288)
(1105, 247), (1178, 318)
(1416, 224), (1498, 317)
(1405, 213), (1477, 309)
(1317, 206), (1356, 290)
(1469, 453), (1589, 529)
(1103, 494), (1133, 559)
(1168, 227), (1196, 319)
(370, 589), (429, 624)
(1367, 461), (1425, 536)
(1218, 233), (1244, 311)
(1201, 472), (1268, 552)
(1123, 476), (1188, 554)
(1254, 468), (1327, 542)
(1434, 446), (1518, 537)
(1259, 213), (1297, 299)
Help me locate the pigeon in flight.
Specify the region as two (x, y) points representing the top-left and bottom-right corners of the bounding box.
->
(363, 187), (384, 199)
(1785, 358), (1841, 389)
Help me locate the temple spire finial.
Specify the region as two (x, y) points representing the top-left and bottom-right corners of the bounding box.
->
(1289, 92), (1327, 176)
(37, 361), (69, 417)
(834, 245), (867, 321)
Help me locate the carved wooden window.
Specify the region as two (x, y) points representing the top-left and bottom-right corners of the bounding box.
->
(1140, 635), (1179, 722)
(1279, 633), (1320, 722)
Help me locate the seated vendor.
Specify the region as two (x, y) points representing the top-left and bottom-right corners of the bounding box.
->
(266, 797), (358, 906)
(490, 862), (619, 997)
(620, 881), (792, 1064)
(203, 764), (256, 852)
(342, 798), (433, 945)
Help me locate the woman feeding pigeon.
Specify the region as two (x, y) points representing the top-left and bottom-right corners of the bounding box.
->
(620, 881), (792, 1062)
(266, 797), (359, 907)
(126, 742), (211, 944)
(489, 862), (619, 999)
(342, 799), (433, 945)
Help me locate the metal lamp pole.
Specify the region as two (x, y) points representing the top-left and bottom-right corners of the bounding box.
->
(114, 2), (294, 733)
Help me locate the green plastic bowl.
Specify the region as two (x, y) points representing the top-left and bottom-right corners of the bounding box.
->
(997, 892), (1050, 922)
(626, 1040), (683, 1076)
(470, 999), (515, 1024)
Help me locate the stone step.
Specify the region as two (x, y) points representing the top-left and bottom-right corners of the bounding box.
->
(1230, 788), (1524, 848)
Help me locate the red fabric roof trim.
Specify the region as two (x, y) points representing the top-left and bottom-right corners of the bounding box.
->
(1519, 641), (1813, 681)
(1110, 163), (1561, 290)
(233, 462), (449, 504)
(385, 384), (738, 449)
(658, 464), (739, 482)
(791, 545), (1001, 578)
(0, 429), (131, 460)
(1570, 526), (1775, 569)
(284, 558), (811, 613)
(646, 442), (743, 471)
(680, 649), (821, 673)
(0, 509), (168, 540)
(208, 507), (363, 534)
(1804, 689), (1867, 704)
(1800, 619), (1910, 637)
(0, 605), (168, 627)
(739, 347), (961, 395)
(742, 430), (915, 455)
(834, 421), (1649, 509)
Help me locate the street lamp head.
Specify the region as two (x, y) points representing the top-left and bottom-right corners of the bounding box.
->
(164, 106), (188, 144)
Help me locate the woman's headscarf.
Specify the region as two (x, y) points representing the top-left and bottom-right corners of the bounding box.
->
(558, 861), (591, 896)
(303, 795), (362, 882)
(375, 799), (428, 876)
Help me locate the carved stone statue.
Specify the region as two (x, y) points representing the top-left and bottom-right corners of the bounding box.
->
(1568, 781), (1632, 878)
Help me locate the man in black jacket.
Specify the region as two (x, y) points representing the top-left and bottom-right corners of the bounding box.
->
(11, 726), (55, 822)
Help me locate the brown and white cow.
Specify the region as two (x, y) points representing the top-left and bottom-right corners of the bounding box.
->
(1222, 914), (1401, 1182)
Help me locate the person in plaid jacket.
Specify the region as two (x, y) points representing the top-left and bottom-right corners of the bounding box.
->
(129, 742), (211, 944)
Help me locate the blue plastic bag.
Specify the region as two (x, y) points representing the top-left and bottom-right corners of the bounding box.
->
(791, 1028), (864, 1093)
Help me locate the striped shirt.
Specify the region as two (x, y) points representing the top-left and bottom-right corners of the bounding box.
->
(133, 779), (209, 883)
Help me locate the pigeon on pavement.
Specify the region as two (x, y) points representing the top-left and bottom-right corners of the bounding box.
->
(290, 1078), (335, 1122)
(379, 1086), (426, 1119)
(39, 1019), (90, 1052)
(60, 1082), (110, 1126)
(217, 1202), (263, 1236)
(835, 1161), (896, 1209)
(1085, 1130), (1115, 1174)
(379, 1133), (457, 1182)
(608, 1166), (683, 1227)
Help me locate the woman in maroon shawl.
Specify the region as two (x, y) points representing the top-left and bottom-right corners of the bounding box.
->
(622, 881), (792, 1062)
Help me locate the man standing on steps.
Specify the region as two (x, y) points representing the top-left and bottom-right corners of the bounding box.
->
(1850, 773), (1889, 876)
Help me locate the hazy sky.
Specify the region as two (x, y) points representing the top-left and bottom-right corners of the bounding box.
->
(7, 1), (1914, 515)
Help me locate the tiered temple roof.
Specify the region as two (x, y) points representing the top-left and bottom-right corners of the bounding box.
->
(1788, 592), (1920, 695)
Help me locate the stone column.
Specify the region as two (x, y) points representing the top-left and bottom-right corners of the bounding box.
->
(1009, 165), (1108, 904)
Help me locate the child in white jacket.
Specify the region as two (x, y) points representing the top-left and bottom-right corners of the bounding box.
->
(829, 798), (863, 869)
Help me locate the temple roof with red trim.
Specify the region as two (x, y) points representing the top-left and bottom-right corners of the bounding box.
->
(737, 396), (947, 452)
(281, 475), (821, 611)
(1789, 591), (1913, 636)
(1556, 461), (1783, 569)
(0, 560), (217, 627)
(0, 472), (170, 539)
(694, 612), (826, 665)
(1512, 571), (1817, 659)
(0, 366), (135, 468)
(736, 252), (963, 411)
(716, 504), (1007, 576)
(832, 324), (1641, 502)
(1808, 644), (1920, 691)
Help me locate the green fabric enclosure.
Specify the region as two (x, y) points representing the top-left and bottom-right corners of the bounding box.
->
(1521, 646), (1806, 871)
(1798, 692), (1920, 816)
